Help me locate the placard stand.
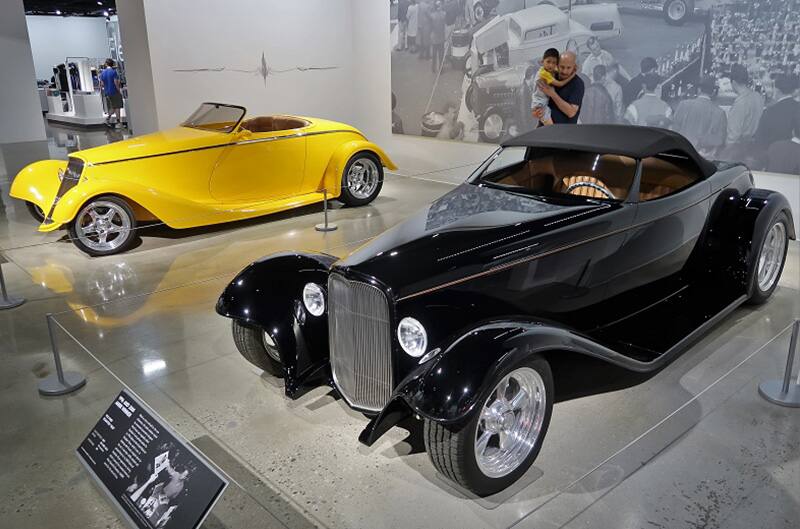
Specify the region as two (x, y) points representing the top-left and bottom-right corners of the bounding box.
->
(759, 319), (800, 407)
(38, 314), (87, 396)
(0, 260), (25, 310)
(315, 188), (338, 232)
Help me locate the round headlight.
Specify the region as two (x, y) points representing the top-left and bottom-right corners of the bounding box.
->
(397, 317), (427, 357)
(302, 283), (325, 316)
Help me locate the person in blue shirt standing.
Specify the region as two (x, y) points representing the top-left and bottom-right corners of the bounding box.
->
(99, 59), (123, 128)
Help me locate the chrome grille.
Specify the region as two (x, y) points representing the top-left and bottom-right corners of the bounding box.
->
(328, 274), (393, 412)
(45, 157), (84, 224)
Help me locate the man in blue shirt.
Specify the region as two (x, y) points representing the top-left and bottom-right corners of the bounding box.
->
(535, 51), (585, 125)
(99, 59), (123, 127)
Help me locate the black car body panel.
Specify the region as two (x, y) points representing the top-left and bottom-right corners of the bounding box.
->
(216, 125), (795, 447)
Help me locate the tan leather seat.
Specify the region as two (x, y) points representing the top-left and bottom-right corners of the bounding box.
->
(638, 157), (697, 201)
(240, 116), (309, 133)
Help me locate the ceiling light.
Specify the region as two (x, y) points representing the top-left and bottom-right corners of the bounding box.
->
(55, 9), (61, 14)
(103, 10), (109, 16)
(98, 1), (103, 4)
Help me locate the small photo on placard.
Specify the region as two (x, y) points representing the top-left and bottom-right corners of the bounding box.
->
(77, 390), (227, 529)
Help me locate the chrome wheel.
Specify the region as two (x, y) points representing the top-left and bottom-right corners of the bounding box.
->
(482, 113), (504, 142)
(346, 158), (380, 200)
(757, 222), (786, 292)
(474, 366), (547, 478)
(262, 331), (281, 363)
(75, 200), (132, 253)
(667, 0), (686, 21)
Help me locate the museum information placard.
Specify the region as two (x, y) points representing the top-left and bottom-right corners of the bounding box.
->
(77, 390), (227, 529)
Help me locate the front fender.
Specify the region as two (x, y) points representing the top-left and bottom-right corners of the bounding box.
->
(360, 319), (653, 446)
(216, 252), (337, 396)
(9, 160), (67, 217)
(323, 140), (398, 195)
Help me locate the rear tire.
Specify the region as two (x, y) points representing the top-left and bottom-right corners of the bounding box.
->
(663, 0), (693, 26)
(26, 201), (45, 223)
(424, 355), (553, 496)
(339, 152), (384, 207)
(231, 320), (283, 377)
(746, 211), (790, 305)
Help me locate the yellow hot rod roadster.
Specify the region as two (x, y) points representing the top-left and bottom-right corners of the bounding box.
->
(11, 102), (396, 256)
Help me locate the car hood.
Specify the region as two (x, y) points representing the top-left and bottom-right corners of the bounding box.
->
(335, 183), (618, 300)
(73, 126), (232, 164)
(474, 64), (527, 90)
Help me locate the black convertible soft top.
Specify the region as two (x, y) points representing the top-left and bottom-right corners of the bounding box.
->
(503, 125), (718, 178)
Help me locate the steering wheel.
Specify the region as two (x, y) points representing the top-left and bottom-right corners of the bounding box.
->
(565, 181), (617, 200)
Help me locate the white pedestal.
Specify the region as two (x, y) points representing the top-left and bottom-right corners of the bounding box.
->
(72, 92), (105, 119)
(46, 95), (64, 115)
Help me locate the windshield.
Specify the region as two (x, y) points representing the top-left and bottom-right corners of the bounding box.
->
(182, 103), (245, 133)
(471, 146), (638, 202)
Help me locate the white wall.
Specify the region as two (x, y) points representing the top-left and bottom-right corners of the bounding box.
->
(0, 0), (46, 143)
(350, 0), (392, 144)
(140, 0), (356, 131)
(25, 15), (109, 81)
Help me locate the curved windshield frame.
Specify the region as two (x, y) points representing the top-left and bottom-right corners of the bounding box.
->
(469, 146), (639, 203)
(182, 102), (246, 133)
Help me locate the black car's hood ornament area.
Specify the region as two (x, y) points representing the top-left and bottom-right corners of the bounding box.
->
(337, 183), (614, 299)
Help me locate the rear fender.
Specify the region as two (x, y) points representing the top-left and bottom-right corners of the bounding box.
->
(737, 189), (796, 295)
(9, 160), (67, 213)
(322, 141), (398, 195)
(360, 319), (639, 446)
(216, 252), (337, 396)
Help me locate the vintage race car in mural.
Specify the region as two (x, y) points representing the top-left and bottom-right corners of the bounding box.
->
(10, 102), (395, 256)
(476, 0), (623, 40)
(216, 125), (793, 495)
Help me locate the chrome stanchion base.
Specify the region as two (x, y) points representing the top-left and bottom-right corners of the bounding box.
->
(0, 296), (25, 310)
(315, 223), (338, 232)
(38, 372), (87, 396)
(758, 380), (800, 408)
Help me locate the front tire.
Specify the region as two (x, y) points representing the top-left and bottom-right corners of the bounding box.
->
(231, 320), (283, 377)
(424, 355), (554, 496)
(68, 195), (138, 256)
(479, 109), (507, 143)
(746, 211), (790, 305)
(339, 152), (384, 207)
(25, 201), (45, 223)
(663, 0), (693, 26)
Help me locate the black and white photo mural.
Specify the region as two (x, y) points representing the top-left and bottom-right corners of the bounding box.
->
(390, 0), (800, 175)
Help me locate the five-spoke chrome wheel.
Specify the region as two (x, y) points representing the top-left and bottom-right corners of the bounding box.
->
(757, 221), (786, 292)
(68, 196), (138, 256)
(346, 158), (380, 200)
(340, 153), (383, 206)
(75, 200), (132, 252)
(474, 367), (547, 478)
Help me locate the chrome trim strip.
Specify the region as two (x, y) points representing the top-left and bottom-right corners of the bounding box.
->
(91, 129), (363, 166)
(398, 191), (716, 302)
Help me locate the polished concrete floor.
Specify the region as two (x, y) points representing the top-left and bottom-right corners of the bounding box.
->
(0, 123), (798, 529)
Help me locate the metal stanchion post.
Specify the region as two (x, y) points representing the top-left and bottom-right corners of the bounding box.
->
(38, 314), (87, 396)
(315, 188), (338, 232)
(758, 319), (800, 407)
(0, 259), (25, 310)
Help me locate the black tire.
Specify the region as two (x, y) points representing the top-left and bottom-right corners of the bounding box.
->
(663, 0), (693, 26)
(746, 211), (790, 305)
(424, 355), (554, 496)
(67, 195), (139, 257)
(231, 320), (283, 377)
(465, 82), (476, 113)
(25, 201), (45, 223)
(339, 152), (384, 207)
(474, 2), (486, 22)
(478, 109), (507, 143)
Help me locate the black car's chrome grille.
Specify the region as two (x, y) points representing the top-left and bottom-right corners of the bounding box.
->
(44, 157), (84, 224)
(328, 274), (393, 412)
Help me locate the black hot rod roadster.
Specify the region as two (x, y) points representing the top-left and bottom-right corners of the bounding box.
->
(216, 125), (794, 495)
